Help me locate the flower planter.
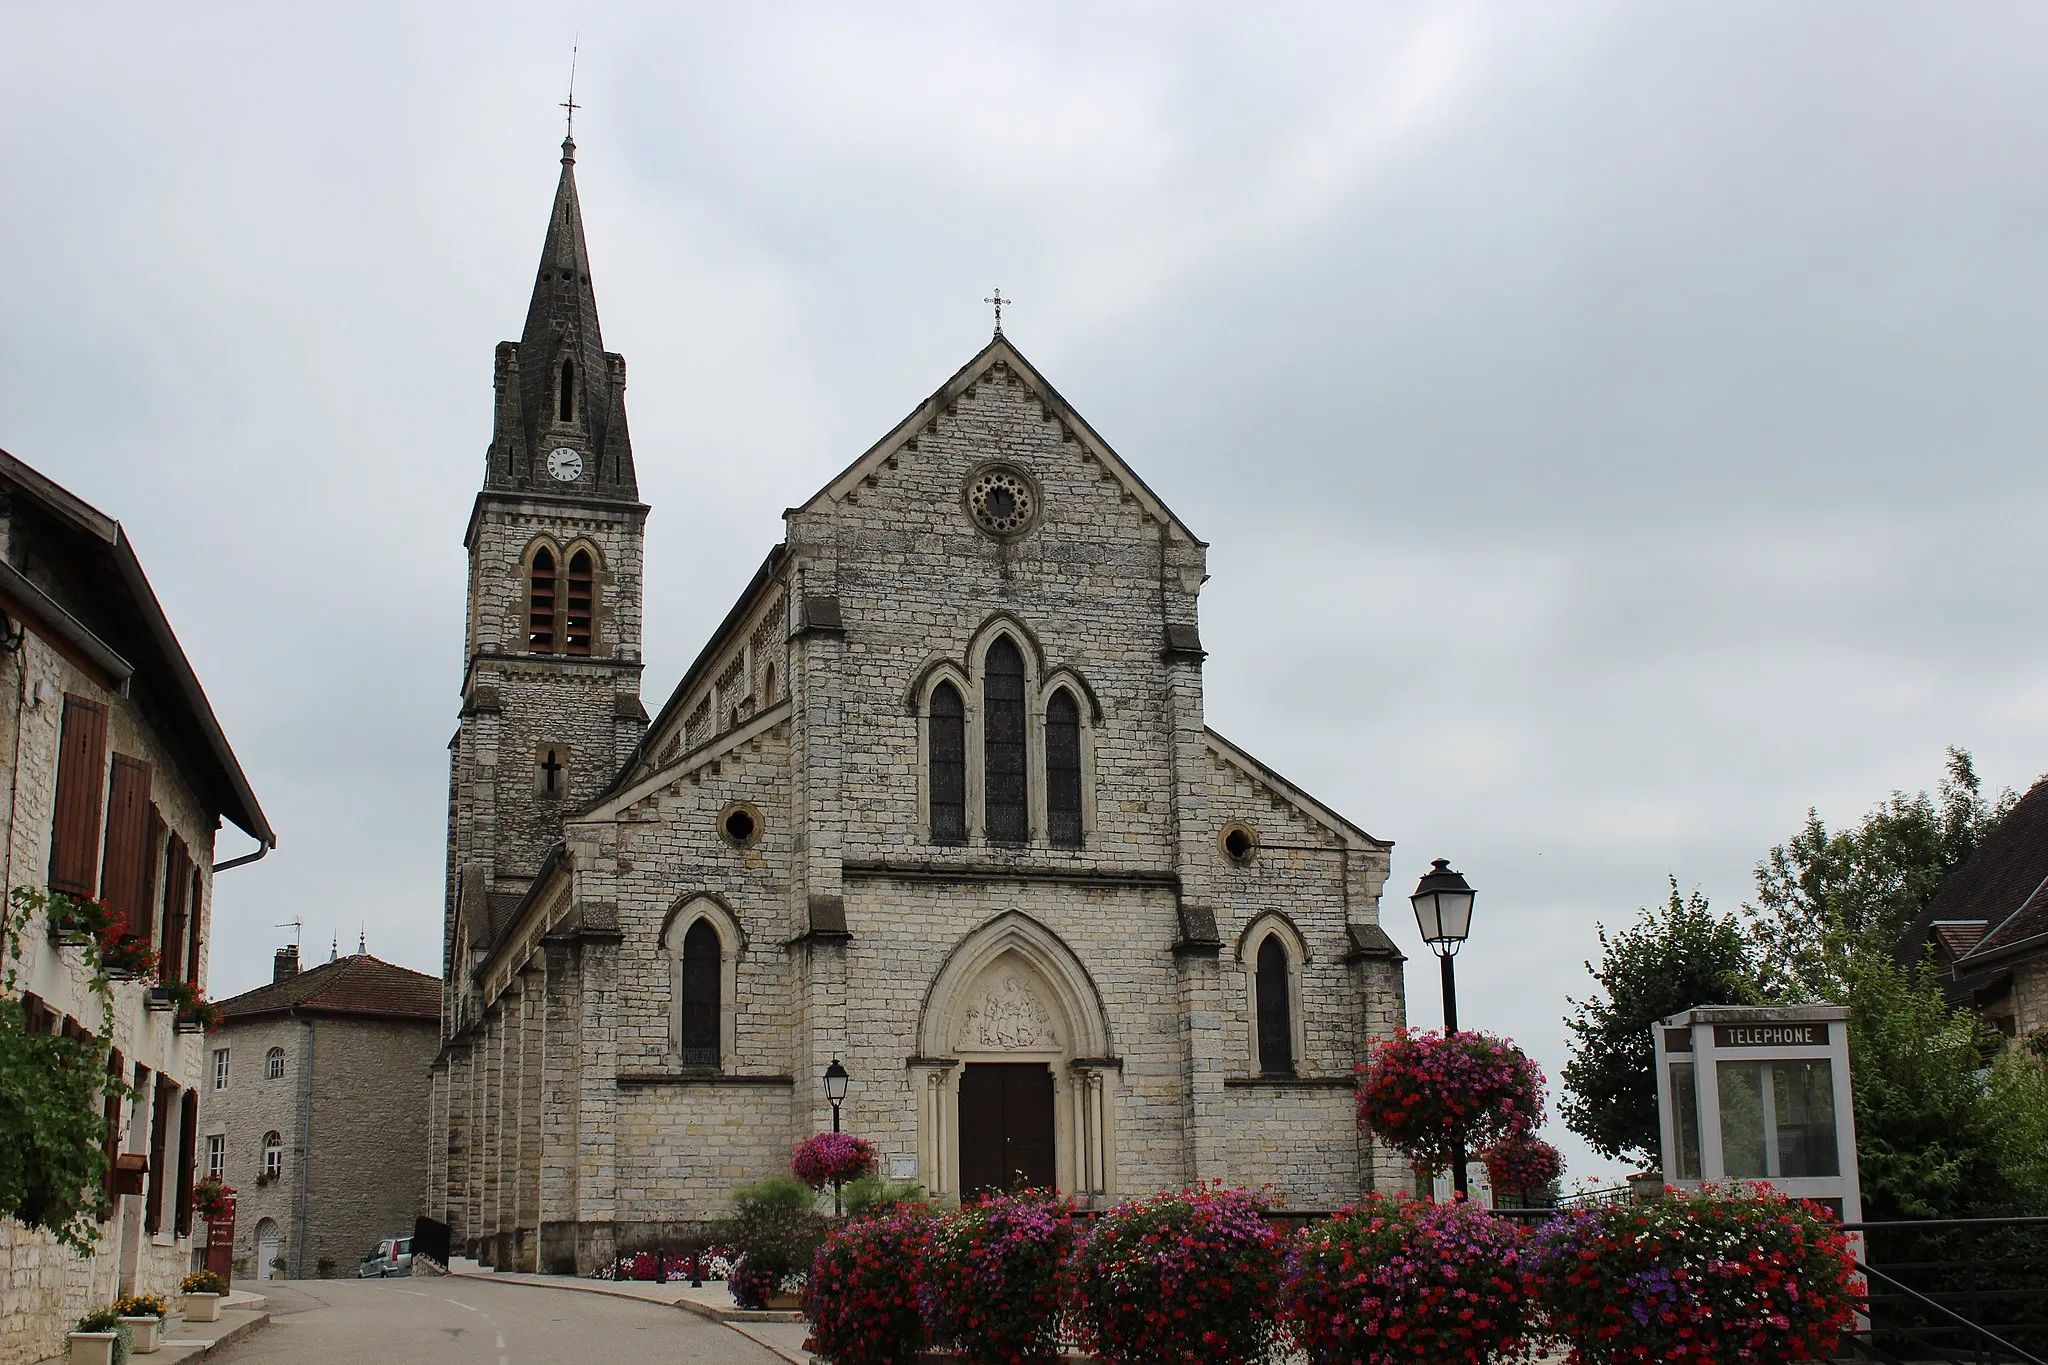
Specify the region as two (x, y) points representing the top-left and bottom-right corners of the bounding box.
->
(182, 1292), (221, 1322)
(173, 1016), (205, 1034)
(51, 928), (94, 949)
(120, 1315), (162, 1353)
(764, 1291), (804, 1310)
(66, 1332), (117, 1365)
(144, 988), (174, 1012)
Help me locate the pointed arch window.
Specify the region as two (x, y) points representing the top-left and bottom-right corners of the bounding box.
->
(983, 638), (1028, 843)
(680, 920), (721, 1069)
(528, 548), (557, 653)
(1255, 935), (1296, 1076)
(558, 358), (576, 422)
(929, 682), (966, 845)
(1046, 688), (1082, 847)
(565, 549), (594, 655)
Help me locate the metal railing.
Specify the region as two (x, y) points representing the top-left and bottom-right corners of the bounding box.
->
(1844, 1217), (2048, 1364)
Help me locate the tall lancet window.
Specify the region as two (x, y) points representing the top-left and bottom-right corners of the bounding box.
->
(558, 358), (576, 422)
(984, 638), (1028, 844)
(1256, 935), (1296, 1076)
(680, 920), (721, 1069)
(528, 548), (557, 653)
(565, 549), (595, 656)
(1046, 688), (1082, 847)
(929, 682), (966, 845)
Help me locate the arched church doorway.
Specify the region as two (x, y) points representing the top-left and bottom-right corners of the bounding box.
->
(959, 1062), (1056, 1194)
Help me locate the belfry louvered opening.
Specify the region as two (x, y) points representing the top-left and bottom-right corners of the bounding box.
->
(528, 548), (557, 653)
(565, 550), (594, 656)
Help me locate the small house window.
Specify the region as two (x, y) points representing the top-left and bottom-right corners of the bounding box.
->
(558, 358), (575, 422)
(206, 1134), (225, 1181)
(983, 638), (1028, 843)
(265, 1047), (285, 1080)
(1046, 688), (1082, 847)
(565, 549), (594, 656)
(680, 920), (721, 1069)
(1255, 935), (1296, 1076)
(528, 548), (557, 653)
(262, 1131), (283, 1180)
(212, 1049), (229, 1091)
(929, 682), (966, 844)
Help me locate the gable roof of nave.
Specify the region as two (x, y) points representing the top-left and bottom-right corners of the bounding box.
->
(596, 333), (1199, 804)
(1205, 726), (1390, 852)
(792, 333), (1204, 548)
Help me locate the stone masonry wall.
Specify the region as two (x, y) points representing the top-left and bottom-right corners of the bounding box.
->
(304, 1015), (439, 1275)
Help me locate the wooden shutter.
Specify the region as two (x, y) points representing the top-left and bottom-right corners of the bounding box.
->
(145, 1075), (174, 1234)
(174, 1089), (198, 1237)
(50, 696), (109, 897)
(185, 864), (204, 986)
(161, 835), (190, 983)
(101, 1048), (124, 1210)
(142, 809), (165, 957)
(101, 757), (154, 938)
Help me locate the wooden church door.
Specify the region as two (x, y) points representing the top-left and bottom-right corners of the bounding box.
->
(958, 1063), (1056, 1195)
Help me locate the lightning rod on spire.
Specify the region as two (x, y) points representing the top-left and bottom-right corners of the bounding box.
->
(561, 43), (581, 144)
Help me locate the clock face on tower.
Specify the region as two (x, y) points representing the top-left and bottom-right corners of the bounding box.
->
(547, 447), (583, 482)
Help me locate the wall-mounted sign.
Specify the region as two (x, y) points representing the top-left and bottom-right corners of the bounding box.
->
(1714, 1023), (1827, 1049)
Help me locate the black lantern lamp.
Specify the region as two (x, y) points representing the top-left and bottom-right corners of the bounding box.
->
(1410, 858), (1477, 1198)
(824, 1058), (849, 1131)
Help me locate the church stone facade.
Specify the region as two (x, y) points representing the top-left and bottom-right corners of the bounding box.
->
(427, 137), (1410, 1274)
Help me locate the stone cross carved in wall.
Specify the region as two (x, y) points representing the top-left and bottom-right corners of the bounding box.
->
(957, 972), (1058, 1051)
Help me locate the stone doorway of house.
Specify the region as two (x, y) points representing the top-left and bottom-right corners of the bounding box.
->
(958, 1062), (1056, 1196)
(255, 1219), (281, 1281)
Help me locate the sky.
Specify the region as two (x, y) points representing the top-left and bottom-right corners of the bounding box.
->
(5, 1), (2048, 1187)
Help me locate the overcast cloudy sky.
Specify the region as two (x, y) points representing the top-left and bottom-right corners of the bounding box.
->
(6, 2), (2047, 1184)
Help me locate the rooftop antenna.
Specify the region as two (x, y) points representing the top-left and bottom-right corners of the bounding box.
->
(274, 918), (303, 947)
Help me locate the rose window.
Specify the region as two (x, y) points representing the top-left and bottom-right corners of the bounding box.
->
(966, 468), (1036, 536)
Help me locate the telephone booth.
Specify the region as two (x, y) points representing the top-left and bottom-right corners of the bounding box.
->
(1653, 1005), (1862, 1223)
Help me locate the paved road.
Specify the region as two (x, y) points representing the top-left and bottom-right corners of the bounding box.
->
(213, 1277), (787, 1364)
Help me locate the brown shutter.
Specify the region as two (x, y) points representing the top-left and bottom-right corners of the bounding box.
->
(142, 808), (165, 959)
(145, 1075), (174, 1234)
(185, 865), (204, 986)
(174, 1089), (198, 1237)
(50, 696), (109, 898)
(101, 1048), (124, 1211)
(101, 757), (154, 937)
(161, 835), (190, 983)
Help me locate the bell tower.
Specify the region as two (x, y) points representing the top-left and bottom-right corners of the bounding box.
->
(444, 133), (649, 1009)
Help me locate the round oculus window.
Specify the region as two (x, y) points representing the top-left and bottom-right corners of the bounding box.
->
(718, 802), (762, 848)
(1221, 824), (1258, 865)
(966, 467), (1037, 537)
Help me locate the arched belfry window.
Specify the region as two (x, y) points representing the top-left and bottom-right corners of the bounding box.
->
(984, 638), (1028, 843)
(558, 358), (576, 422)
(1046, 688), (1082, 847)
(528, 548), (557, 653)
(1256, 935), (1296, 1076)
(680, 919), (721, 1069)
(565, 549), (594, 656)
(929, 682), (966, 845)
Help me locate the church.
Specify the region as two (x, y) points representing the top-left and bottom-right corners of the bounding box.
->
(426, 134), (1411, 1274)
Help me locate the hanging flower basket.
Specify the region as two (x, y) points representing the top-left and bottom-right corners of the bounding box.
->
(193, 1179), (235, 1221)
(791, 1132), (878, 1190)
(1480, 1130), (1565, 1206)
(1355, 1028), (1546, 1173)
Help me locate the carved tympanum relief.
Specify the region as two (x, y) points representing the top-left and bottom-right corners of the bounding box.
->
(956, 970), (1059, 1051)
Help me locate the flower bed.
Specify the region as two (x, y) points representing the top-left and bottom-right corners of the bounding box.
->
(793, 1132), (879, 1189)
(919, 1189), (1074, 1365)
(1523, 1184), (1857, 1364)
(809, 1201), (932, 1365)
(1281, 1193), (1533, 1364)
(1067, 1183), (1285, 1365)
(1356, 1029), (1546, 1172)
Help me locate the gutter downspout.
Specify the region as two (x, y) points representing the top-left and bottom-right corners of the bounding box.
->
(291, 1012), (315, 1279)
(212, 839), (272, 874)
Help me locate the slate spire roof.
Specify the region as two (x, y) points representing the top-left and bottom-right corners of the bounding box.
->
(493, 134), (637, 499)
(217, 953), (441, 1024)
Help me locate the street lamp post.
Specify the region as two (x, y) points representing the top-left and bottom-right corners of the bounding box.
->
(1410, 858), (1477, 1200)
(823, 1059), (850, 1215)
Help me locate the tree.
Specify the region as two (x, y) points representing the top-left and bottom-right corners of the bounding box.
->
(1749, 748), (2011, 1000)
(1561, 880), (1759, 1166)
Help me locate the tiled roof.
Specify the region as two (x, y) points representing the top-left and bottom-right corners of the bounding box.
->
(1906, 774), (2048, 970)
(1931, 921), (1990, 960)
(218, 954), (441, 1023)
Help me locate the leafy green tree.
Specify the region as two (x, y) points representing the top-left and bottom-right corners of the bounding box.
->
(1561, 880), (1760, 1166)
(0, 999), (114, 1251)
(1749, 748), (2012, 999)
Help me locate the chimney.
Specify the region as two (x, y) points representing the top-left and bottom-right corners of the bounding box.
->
(273, 945), (300, 982)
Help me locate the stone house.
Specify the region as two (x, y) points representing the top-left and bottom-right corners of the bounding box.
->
(0, 449), (274, 1365)
(1902, 774), (2048, 1047)
(202, 947), (441, 1280)
(427, 137), (1409, 1275)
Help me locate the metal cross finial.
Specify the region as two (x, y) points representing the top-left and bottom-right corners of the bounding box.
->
(561, 44), (581, 141)
(984, 289), (1011, 336)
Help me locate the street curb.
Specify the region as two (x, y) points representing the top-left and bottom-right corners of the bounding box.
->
(449, 1273), (812, 1359)
(191, 1311), (270, 1357)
